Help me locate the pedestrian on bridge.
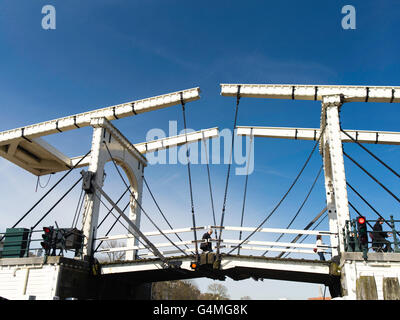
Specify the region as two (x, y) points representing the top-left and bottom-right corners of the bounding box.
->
(200, 229), (214, 253)
(315, 235), (326, 261)
(372, 217), (392, 252)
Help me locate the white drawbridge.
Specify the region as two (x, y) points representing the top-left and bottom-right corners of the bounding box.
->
(0, 84), (399, 300)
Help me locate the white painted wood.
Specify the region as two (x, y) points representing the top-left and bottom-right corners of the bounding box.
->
(96, 225), (333, 242)
(71, 127), (219, 169)
(323, 96), (351, 254)
(0, 264), (60, 300)
(221, 83), (400, 103)
(0, 87), (200, 145)
(134, 127), (219, 154)
(82, 118), (144, 258)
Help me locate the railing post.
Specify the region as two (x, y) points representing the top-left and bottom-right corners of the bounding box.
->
(351, 219), (361, 252)
(343, 227), (347, 252)
(25, 227), (34, 257)
(347, 220), (354, 252)
(390, 215), (400, 253)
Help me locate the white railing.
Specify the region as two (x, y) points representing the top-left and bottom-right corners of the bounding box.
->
(95, 225), (336, 259)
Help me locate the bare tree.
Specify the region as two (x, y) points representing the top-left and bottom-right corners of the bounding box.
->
(152, 280), (232, 300)
(152, 280), (201, 300)
(200, 283), (230, 300)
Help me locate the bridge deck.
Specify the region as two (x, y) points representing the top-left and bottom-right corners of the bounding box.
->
(100, 254), (339, 286)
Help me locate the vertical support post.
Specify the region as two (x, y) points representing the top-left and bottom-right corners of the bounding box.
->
(82, 118), (145, 261)
(390, 215), (399, 252)
(126, 185), (143, 261)
(322, 152), (339, 256)
(25, 227), (34, 257)
(351, 219), (360, 252)
(321, 95), (351, 255)
(321, 101), (339, 256)
(344, 221), (351, 252)
(81, 126), (107, 258)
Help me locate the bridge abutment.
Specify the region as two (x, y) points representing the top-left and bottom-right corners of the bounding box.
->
(0, 256), (152, 300)
(340, 253), (400, 299)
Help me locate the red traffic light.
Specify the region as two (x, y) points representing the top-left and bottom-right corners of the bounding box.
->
(43, 227), (51, 233)
(190, 262), (197, 269)
(358, 216), (366, 225)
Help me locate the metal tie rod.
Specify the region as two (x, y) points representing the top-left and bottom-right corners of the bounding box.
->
(91, 179), (169, 267)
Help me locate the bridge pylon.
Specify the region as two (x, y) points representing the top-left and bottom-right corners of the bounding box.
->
(81, 117), (146, 259)
(320, 94), (349, 257)
(223, 83), (400, 299)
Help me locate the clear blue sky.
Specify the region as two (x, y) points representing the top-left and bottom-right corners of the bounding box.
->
(0, 0), (399, 299)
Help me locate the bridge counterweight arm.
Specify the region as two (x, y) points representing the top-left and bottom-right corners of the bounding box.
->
(221, 84), (400, 103)
(70, 127), (219, 169)
(134, 127), (219, 154)
(0, 87), (200, 145)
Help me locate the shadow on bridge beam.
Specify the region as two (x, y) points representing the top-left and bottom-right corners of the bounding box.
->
(99, 253), (342, 298)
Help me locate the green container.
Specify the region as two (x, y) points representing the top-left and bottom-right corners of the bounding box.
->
(2, 228), (29, 258)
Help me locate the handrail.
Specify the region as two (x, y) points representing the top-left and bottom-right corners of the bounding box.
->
(0, 228), (84, 258)
(343, 217), (400, 259)
(94, 225), (336, 258)
(95, 225), (336, 242)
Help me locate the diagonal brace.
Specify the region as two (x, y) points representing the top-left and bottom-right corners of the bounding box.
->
(90, 177), (169, 267)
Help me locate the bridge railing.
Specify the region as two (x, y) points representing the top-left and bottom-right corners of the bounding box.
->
(0, 228), (84, 259)
(0, 228), (48, 258)
(95, 225), (337, 259)
(343, 216), (400, 259)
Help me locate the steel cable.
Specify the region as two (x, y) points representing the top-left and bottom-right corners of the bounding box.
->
(347, 181), (400, 237)
(262, 163), (323, 256)
(103, 142), (188, 256)
(94, 200), (131, 254)
(180, 93), (199, 258)
(93, 194), (154, 256)
(32, 176), (83, 230)
(344, 151), (400, 204)
(202, 136), (218, 239)
(71, 188), (85, 228)
(281, 212), (328, 259)
(237, 130), (254, 255)
(341, 129), (400, 179)
(97, 186), (130, 229)
(143, 175), (192, 252)
(5, 150), (91, 232)
(277, 207), (327, 258)
(216, 85), (241, 258)
(226, 124), (326, 255)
